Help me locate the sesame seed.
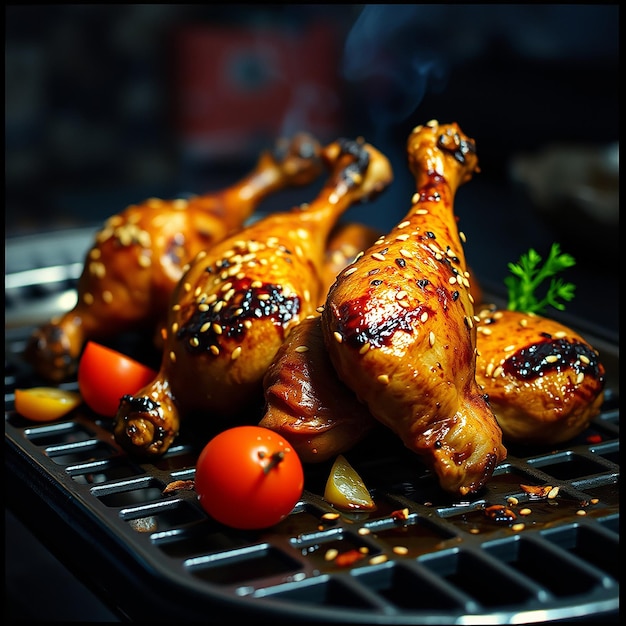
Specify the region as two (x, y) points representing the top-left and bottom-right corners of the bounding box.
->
(492, 365), (503, 378)
(398, 220), (411, 229)
(545, 355), (559, 363)
(507, 496), (519, 505)
(392, 546), (409, 555)
(369, 555), (388, 565)
(512, 523), (525, 532)
(396, 290), (408, 300)
(420, 311), (428, 323)
(579, 355), (590, 365)
(231, 346), (242, 360)
(415, 208), (429, 215)
(377, 374), (390, 384)
(519, 508), (532, 516)
(258, 293), (270, 301)
(214, 300), (225, 313)
(212, 323), (223, 335)
(554, 331), (567, 338)
(295, 345), (309, 353)
(199, 322), (211, 333)
(479, 326), (492, 335)
(371, 252), (386, 261)
(316, 306), (325, 314)
(210, 345), (219, 356)
(344, 266), (358, 276)
(429, 331), (436, 347)
(448, 276), (457, 285)
(171, 324), (179, 336)
(138, 255), (151, 268)
(459, 231), (467, 243)
(576, 372), (585, 384)
(322, 512), (340, 520)
(576, 509), (587, 516)
(324, 549), (338, 561)
(169, 351), (176, 363)
(395, 233), (410, 241)
(189, 337), (199, 347)
(357, 527), (370, 535)
(183, 282), (191, 292)
(399, 248), (412, 258)
(465, 316), (474, 329)
(547, 486), (560, 499)
(411, 192), (420, 204)
(333, 331), (343, 343)
(504, 344), (515, 352)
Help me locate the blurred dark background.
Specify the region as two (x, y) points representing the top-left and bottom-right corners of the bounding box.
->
(4, 5), (620, 621)
(5, 4), (619, 334)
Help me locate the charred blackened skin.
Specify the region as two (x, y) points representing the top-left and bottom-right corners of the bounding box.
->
(177, 277), (301, 354)
(335, 296), (434, 350)
(437, 131), (476, 164)
(336, 138), (370, 188)
(117, 394), (168, 445)
(502, 337), (604, 382)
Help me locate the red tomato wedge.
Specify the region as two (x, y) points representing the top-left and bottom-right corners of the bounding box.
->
(195, 426), (304, 530)
(14, 387), (82, 422)
(77, 341), (157, 417)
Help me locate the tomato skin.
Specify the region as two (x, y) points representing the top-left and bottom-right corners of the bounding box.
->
(14, 387), (82, 422)
(195, 426), (304, 530)
(77, 342), (157, 417)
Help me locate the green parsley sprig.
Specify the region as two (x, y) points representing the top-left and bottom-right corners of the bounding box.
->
(505, 243), (576, 314)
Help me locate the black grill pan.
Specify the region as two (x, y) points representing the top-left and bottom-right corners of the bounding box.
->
(5, 229), (619, 623)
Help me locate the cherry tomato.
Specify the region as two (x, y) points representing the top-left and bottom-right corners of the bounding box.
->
(194, 426), (304, 530)
(77, 341), (157, 417)
(14, 387), (82, 422)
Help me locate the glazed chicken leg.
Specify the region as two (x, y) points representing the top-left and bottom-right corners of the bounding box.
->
(321, 121), (506, 496)
(114, 137), (393, 457)
(259, 315), (377, 463)
(475, 306), (605, 445)
(24, 133), (324, 382)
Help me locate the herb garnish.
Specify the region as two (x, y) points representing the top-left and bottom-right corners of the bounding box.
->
(505, 243), (576, 314)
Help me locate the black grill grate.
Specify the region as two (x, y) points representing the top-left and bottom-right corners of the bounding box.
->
(5, 230), (619, 623)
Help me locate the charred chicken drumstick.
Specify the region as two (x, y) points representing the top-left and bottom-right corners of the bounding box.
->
(24, 133), (324, 383)
(114, 137), (393, 457)
(321, 120), (506, 496)
(474, 306), (605, 445)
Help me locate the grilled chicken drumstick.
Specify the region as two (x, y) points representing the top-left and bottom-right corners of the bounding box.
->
(114, 137), (393, 457)
(259, 315), (377, 463)
(321, 120), (506, 496)
(475, 306), (605, 445)
(24, 133), (324, 383)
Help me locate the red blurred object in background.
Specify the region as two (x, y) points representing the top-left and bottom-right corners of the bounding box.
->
(173, 22), (344, 158)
